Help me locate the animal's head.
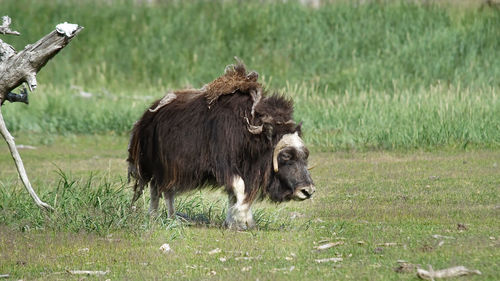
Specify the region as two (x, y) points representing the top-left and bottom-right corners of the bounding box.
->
(268, 126), (315, 202)
(247, 95), (315, 202)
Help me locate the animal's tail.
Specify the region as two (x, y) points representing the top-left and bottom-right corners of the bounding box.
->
(128, 97), (165, 203)
(127, 121), (145, 203)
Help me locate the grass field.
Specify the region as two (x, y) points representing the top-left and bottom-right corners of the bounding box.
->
(0, 135), (499, 280)
(1, 0), (499, 280)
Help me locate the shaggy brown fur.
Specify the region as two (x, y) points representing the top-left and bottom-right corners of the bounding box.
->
(127, 60), (311, 206)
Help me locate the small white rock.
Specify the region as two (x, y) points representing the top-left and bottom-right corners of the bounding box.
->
(159, 243), (172, 253)
(208, 248), (221, 255)
(77, 248), (89, 253)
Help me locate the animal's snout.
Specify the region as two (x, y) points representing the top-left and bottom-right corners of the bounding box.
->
(300, 185), (315, 197)
(293, 185), (316, 200)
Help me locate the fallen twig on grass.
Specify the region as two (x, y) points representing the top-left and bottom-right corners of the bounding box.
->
(307, 163), (318, 170)
(417, 265), (481, 280)
(394, 260), (416, 273)
(432, 234), (455, 240)
(234, 256), (261, 261)
(67, 270), (110, 276)
(208, 248), (221, 255)
(315, 257), (343, 263)
(377, 242), (398, 246)
(0, 274), (9, 278)
(270, 266), (295, 273)
(314, 241), (344, 251)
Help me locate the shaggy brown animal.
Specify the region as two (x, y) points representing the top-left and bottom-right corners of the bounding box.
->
(128, 59), (315, 230)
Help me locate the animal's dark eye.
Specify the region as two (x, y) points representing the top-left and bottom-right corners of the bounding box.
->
(281, 152), (292, 161)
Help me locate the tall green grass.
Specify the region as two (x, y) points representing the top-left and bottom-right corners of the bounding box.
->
(3, 82), (498, 150)
(1, 0), (499, 149)
(292, 83), (500, 150)
(0, 171), (293, 234)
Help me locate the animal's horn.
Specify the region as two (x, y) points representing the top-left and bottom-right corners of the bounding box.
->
(272, 147), (282, 173)
(307, 163), (318, 170)
(272, 139), (288, 172)
(244, 117), (263, 134)
(248, 124), (263, 134)
(273, 132), (303, 173)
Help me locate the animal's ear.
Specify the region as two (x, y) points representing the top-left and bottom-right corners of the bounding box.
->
(295, 121), (303, 134)
(259, 115), (274, 142)
(264, 123), (273, 143)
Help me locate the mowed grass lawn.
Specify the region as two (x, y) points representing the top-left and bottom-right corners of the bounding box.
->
(0, 135), (498, 280)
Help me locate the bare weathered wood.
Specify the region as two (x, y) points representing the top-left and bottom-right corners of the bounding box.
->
(0, 107), (53, 210)
(0, 21), (83, 101)
(0, 16), (82, 211)
(417, 265), (481, 280)
(0, 16), (19, 36)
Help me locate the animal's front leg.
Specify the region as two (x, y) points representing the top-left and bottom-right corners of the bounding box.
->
(224, 175), (255, 230)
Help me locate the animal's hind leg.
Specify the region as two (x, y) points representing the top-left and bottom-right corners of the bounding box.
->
(163, 191), (175, 219)
(149, 181), (160, 215)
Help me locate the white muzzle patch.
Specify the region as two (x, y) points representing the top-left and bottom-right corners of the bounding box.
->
(292, 184), (316, 200)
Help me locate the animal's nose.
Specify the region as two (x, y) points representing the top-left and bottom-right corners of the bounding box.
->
(299, 185), (316, 198)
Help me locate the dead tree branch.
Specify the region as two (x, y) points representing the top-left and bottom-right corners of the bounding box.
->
(0, 16), (83, 211)
(0, 16), (20, 36)
(0, 21), (83, 100)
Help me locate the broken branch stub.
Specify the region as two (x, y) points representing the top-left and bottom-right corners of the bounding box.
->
(0, 16), (20, 36)
(0, 17), (82, 211)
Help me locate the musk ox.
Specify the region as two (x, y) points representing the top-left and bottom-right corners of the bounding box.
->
(127, 59), (315, 229)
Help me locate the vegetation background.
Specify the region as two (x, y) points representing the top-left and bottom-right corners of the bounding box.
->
(0, 0), (499, 280)
(2, 0), (499, 150)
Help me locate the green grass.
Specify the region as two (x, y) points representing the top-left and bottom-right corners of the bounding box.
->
(0, 135), (498, 280)
(2, 82), (499, 150)
(1, 0), (499, 149)
(2, 0), (499, 91)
